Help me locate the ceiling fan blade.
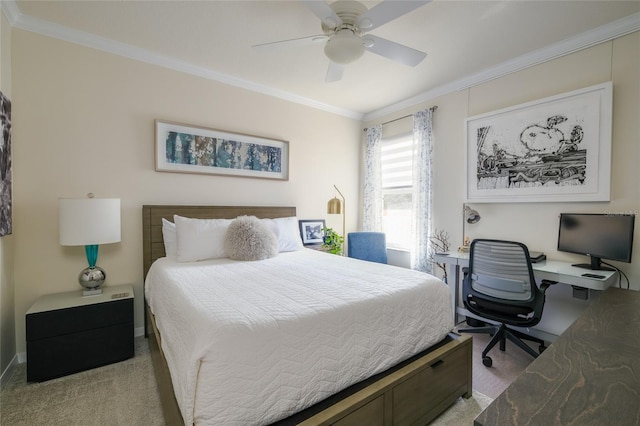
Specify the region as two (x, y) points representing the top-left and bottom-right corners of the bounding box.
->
(304, 1), (343, 28)
(325, 62), (344, 82)
(363, 35), (426, 67)
(252, 34), (328, 51)
(356, 0), (431, 32)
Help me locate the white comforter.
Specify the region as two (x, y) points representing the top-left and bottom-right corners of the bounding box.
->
(145, 249), (453, 425)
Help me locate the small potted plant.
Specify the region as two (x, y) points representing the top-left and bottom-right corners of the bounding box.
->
(322, 227), (344, 255)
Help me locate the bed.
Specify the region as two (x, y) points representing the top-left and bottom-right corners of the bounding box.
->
(142, 205), (472, 425)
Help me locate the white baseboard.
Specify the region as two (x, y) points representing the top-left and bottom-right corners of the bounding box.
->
(134, 326), (145, 337)
(0, 354), (19, 390)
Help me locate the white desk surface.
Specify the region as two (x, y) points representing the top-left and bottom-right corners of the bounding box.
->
(433, 252), (617, 290)
(434, 252), (619, 340)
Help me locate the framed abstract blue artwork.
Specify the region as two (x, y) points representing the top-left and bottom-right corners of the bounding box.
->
(465, 82), (612, 203)
(155, 120), (289, 180)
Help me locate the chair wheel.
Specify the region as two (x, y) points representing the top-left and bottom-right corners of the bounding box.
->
(539, 345), (547, 354)
(482, 356), (493, 367)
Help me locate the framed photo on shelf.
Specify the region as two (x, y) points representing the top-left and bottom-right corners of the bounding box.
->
(298, 219), (325, 246)
(155, 120), (289, 180)
(465, 82), (612, 203)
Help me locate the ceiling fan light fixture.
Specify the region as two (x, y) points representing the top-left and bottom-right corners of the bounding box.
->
(362, 37), (374, 48)
(324, 29), (365, 64)
(358, 17), (373, 29)
(323, 16), (339, 28)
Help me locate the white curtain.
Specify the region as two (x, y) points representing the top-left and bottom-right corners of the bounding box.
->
(411, 108), (435, 273)
(363, 125), (383, 231)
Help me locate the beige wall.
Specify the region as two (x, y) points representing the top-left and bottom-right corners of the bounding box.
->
(11, 30), (362, 354)
(6, 24), (640, 360)
(0, 9), (15, 379)
(365, 32), (640, 290)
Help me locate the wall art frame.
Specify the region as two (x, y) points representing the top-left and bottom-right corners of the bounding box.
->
(0, 91), (11, 237)
(465, 81), (612, 203)
(155, 120), (289, 180)
(299, 219), (325, 246)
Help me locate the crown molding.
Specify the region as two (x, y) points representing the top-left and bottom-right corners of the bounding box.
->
(3, 0), (637, 123)
(4, 0), (363, 120)
(1, 0), (22, 26)
(363, 12), (640, 122)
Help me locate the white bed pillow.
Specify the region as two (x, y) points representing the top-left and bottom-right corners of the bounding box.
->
(162, 218), (177, 258)
(265, 216), (304, 252)
(225, 216), (279, 261)
(174, 215), (232, 262)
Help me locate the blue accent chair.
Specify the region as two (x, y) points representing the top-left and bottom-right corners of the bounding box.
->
(347, 232), (388, 264)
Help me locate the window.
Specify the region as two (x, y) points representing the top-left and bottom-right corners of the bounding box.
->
(381, 134), (414, 249)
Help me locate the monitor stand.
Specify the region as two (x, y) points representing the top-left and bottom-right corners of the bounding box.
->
(572, 263), (615, 271)
(572, 256), (615, 272)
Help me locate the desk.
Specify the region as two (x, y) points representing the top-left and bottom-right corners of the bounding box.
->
(474, 287), (640, 425)
(434, 252), (618, 341)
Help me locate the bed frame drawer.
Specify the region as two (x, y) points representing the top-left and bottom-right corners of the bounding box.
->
(332, 396), (384, 426)
(298, 333), (473, 426)
(392, 341), (471, 425)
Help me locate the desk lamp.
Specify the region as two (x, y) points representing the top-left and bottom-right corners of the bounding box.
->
(327, 185), (345, 254)
(59, 194), (121, 296)
(460, 205), (481, 252)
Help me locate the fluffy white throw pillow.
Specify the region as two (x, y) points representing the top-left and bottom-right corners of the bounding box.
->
(225, 216), (279, 261)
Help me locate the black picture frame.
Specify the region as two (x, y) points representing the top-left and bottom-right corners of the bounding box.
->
(298, 219), (325, 246)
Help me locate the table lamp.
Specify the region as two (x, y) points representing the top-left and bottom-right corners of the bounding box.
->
(59, 194), (121, 296)
(327, 184), (345, 254)
(460, 204), (481, 253)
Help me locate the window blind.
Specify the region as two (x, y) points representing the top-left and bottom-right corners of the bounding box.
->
(381, 136), (413, 189)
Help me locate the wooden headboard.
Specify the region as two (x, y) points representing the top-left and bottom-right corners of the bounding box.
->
(142, 205), (297, 278)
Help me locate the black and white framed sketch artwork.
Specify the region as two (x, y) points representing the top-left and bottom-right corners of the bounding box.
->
(298, 219), (325, 245)
(465, 82), (612, 203)
(0, 91), (11, 236)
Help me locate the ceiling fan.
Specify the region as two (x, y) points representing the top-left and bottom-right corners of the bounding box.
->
(253, 0), (431, 82)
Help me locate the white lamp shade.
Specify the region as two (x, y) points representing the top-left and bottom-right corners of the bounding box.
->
(59, 198), (121, 246)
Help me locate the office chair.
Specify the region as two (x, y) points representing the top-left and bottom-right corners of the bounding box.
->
(347, 232), (388, 264)
(458, 239), (555, 367)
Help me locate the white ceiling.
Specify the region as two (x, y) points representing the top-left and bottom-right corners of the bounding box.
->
(6, 1), (640, 120)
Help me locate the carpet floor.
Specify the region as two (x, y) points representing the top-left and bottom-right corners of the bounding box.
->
(1, 332), (532, 425)
(430, 390), (493, 425)
(0, 338), (164, 426)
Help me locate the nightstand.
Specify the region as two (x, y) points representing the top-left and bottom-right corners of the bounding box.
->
(26, 284), (134, 382)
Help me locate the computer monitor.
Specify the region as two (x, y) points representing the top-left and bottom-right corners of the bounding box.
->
(557, 213), (635, 271)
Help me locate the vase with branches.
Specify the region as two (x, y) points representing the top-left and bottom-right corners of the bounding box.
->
(428, 229), (451, 282)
